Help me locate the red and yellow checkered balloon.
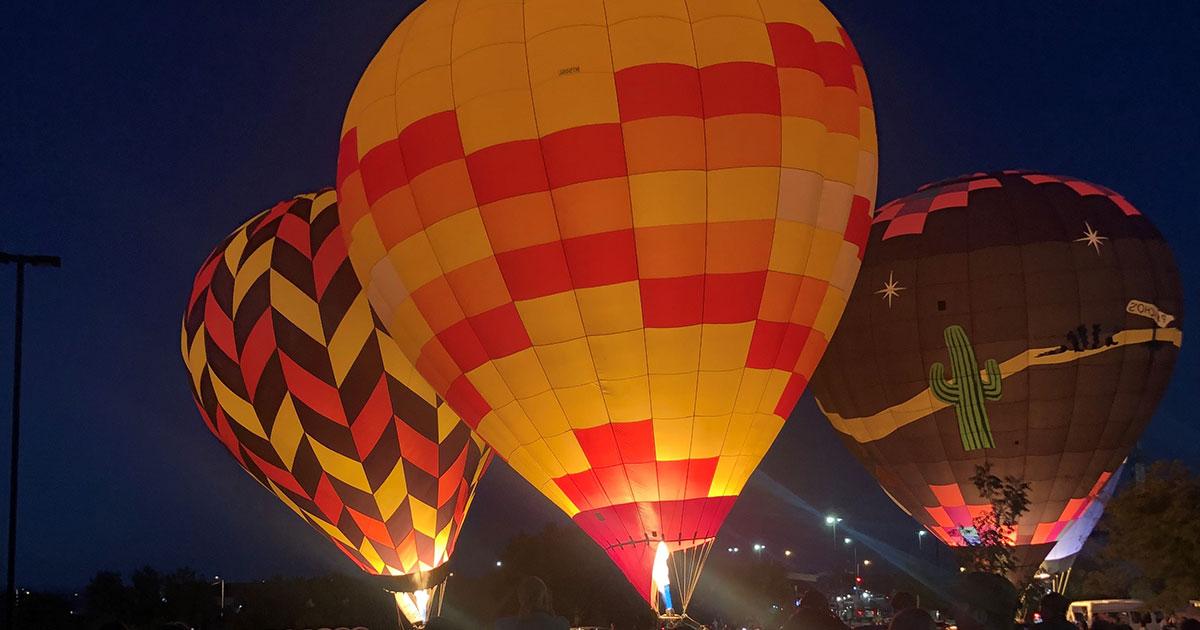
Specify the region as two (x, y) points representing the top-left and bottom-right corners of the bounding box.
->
(336, 0), (876, 607)
(181, 191), (490, 621)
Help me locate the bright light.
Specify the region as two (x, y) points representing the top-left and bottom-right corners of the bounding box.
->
(862, 559), (872, 566)
(825, 515), (836, 525)
(959, 566), (966, 573)
(917, 530), (927, 537)
(495, 561), (503, 567)
(1034, 572), (1051, 580)
(843, 537), (852, 545)
(396, 591), (430, 624)
(652, 541), (673, 612)
(753, 543), (764, 552)
(784, 550), (793, 557)
(733, 547), (739, 552)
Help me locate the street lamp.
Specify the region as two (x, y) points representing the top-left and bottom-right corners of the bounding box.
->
(1, 251), (61, 630)
(495, 561), (503, 567)
(211, 576), (225, 615)
(784, 550), (793, 557)
(753, 543), (765, 552)
(917, 529), (927, 551)
(824, 515), (843, 548)
(844, 538), (856, 576)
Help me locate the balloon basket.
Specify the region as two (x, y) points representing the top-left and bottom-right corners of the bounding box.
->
(658, 612), (708, 629)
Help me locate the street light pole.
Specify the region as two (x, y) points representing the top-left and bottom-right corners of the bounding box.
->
(0, 251), (61, 630)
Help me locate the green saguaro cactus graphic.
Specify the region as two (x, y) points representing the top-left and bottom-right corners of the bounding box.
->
(929, 325), (1003, 451)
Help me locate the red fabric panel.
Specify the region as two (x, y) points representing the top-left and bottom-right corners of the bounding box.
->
(397, 111), (464, 179)
(614, 63), (703, 121)
(494, 242), (573, 300)
(468, 302), (531, 360)
(561, 229), (639, 288)
(640, 276), (704, 327)
(540, 123), (627, 189)
(359, 139), (409, 205)
(699, 62), (781, 117)
(466, 139), (549, 205)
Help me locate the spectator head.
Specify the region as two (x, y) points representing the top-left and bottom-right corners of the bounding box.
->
(890, 608), (936, 630)
(516, 575), (554, 617)
(1039, 593), (1070, 620)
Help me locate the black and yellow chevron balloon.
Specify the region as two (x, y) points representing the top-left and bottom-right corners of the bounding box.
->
(181, 190), (490, 611)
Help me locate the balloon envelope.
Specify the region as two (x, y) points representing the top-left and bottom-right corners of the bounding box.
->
(181, 191), (491, 621)
(811, 171), (1182, 577)
(335, 0), (876, 608)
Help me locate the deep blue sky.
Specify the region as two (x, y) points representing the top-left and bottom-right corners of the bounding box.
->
(1, 2), (1196, 590)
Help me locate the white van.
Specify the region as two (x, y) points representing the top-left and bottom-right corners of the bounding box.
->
(1068, 600), (1163, 629)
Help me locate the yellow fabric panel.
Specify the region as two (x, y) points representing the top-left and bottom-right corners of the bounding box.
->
(354, 97), (401, 159)
(452, 1), (524, 56)
(533, 338), (596, 388)
(723, 454), (757, 496)
(698, 322), (754, 371)
(629, 170), (707, 227)
(477, 410), (522, 455)
(814, 180), (854, 233)
(780, 117), (826, 173)
(543, 431), (590, 474)
(270, 395), (304, 470)
(804, 228), (845, 282)
(494, 348), (553, 398)
(830, 242), (861, 294)
(742, 413), (785, 459)
(720, 412), (753, 456)
(183, 326), (206, 393)
(599, 375), (651, 423)
(690, 415), (727, 459)
(695, 369), (742, 416)
(645, 326), (701, 375)
(457, 88), (539, 155)
(556, 381), (611, 429)
(394, 5), (454, 80)
(528, 24), (613, 84)
(395, 67), (456, 131)
(409, 496), (438, 537)
(707, 455), (739, 497)
(608, 16), (696, 71)
(209, 371), (267, 439)
(528, 388), (575, 435)
(349, 214), (388, 278)
(576, 281), (643, 336)
(327, 294), (374, 386)
(685, 0), (763, 21)
(497, 398), (544, 445)
(389, 299), (436, 357)
(812, 287), (848, 338)
(690, 16), (773, 67)
(588, 330), (648, 381)
(523, 0), (606, 38)
(426, 209), (493, 273)
(818, 132), (861, 187)
(858, 107), (879, 155)
(653, 417), (693, 461)
(451, 42), (529, 106)
(648, 372), (698, 419)
(466, 362), (518, 408)
(605, 0), (689, 23)
(437, 403), (462, 442)
(531, 73), (620, 136)
(375, 456), (409, 520)
(389, 234), (445, 296)
(525, 440), (568, 478)
(757, 370), (792, 415)
(231, 240), (272, 314)
(734, 368), (771, 413)
(769, 221), (816, 275)
(516, 292), (586, 345)
(307, 437), (372, 493)
(434, 521), (452, 565)
(267, 480), (308, 520)
(707, 167), (779, 222)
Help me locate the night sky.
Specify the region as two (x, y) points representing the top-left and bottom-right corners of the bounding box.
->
(1, 2), (1197, 590)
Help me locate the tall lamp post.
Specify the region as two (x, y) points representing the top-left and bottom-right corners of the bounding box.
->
(0, 251), (61, 630)
(917, 529), (927, 551)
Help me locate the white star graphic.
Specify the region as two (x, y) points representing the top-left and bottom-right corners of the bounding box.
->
(875, 271), (906, 307)
(1075, 221), (1108, 255)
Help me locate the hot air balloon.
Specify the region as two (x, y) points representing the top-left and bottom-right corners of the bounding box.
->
(181, 190), (491, 624)
(810, 171), (1183, 580)
(334, 0), (876, 616)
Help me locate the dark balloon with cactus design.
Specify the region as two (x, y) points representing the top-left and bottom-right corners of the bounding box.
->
(810, 170), (1183, 581)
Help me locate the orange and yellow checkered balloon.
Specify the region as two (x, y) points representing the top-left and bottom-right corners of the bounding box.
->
(335, 0), (876, 607)
(181, 191), (490, 621)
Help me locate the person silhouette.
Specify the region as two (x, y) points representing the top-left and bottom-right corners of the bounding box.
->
(495, 576), (570, 630)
